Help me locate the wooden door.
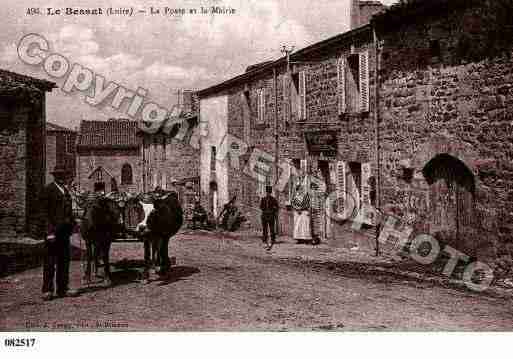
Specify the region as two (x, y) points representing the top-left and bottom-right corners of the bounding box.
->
(424, 154), (475, 247)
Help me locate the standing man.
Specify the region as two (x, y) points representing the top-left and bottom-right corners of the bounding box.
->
(260, 186), (279, 250)
(41, 165), (77, 300)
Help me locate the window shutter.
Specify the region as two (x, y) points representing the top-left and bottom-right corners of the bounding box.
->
(282, 75), (289, 122)
(361, 163), (371, 207)
(359, 50), (370, 112)
(300, 158), (308, 175)
(361, 162), (373, 225)
(336, 161), (347, 218)
(162, 172), (167, 190)
(298, 71), (306, 120)
(337, 57), (346, 115)
(258, 88), (266, 124)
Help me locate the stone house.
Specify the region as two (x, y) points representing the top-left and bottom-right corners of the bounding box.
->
(140, 89), (201, 222)
(197, 1), (384, 234)
(373, 0), (513, 260)
(0, 69), (55, 240)
(198, 0), (513, 261)
(141, 89), (200, 198)
(45, 122), (76, 185)
(76, 89), (200, 209)
(76, 119), (142, 193)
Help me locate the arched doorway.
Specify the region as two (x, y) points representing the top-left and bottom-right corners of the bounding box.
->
(422, 154), (476, 248)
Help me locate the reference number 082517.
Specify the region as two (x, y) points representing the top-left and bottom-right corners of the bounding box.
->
(4, 338), (36, 347)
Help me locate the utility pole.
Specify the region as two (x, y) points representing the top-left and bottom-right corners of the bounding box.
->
(277, 45), (294, 236)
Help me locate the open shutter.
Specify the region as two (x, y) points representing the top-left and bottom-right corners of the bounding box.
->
(282, 75), (289, 122)
(298, 71), (306, 120)
(162, 172), (167, 190)
(359, 50), (370, 112)
(360, 162), (374, 225)
(337, 57), (346, 115)
(300, 158), (308, 176)
(361, 163), (371, 207)
(260, 88), (266, 123)
(336, 161), (347, 218)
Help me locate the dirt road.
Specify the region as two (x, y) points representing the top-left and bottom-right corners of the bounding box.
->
(1, 232), (512, 331)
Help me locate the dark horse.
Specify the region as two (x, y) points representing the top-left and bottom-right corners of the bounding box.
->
(79, 195), (122, 286)
(139, 190), (183, 281)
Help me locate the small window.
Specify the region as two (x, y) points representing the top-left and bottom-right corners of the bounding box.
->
(121, 163), (133, 185)
(430, 40), (441, 60)
(402, 167), (414, 183)
(340, 51), (369, 113)
(256, 88), (266, 124)
(211, 146), (216, 171)
(291, 72), (307, 120)
(346, 54), (360, 113)
(162, 137), (167, 161)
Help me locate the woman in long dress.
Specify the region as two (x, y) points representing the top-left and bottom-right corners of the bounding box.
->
(292, 183), (312, 243)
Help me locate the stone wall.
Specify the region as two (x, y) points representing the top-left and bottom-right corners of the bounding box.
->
(45, 133), (56, 185)
(45, 130), (77, 185)
(142, 131), (200, 193)
(26, 97), (46, 237)
(0, 97), (46, 240)
(377, 0), (513, 260)
(77, 148), (142, 193)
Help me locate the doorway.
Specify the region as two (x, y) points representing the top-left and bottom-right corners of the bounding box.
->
(423, 154), (475, 249)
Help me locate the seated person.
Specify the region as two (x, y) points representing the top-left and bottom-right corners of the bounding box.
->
(192, 199), (207, 229)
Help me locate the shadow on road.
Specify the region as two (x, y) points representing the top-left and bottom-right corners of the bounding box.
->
(78, 259), (200, 294)
(156, 266), (200, 286)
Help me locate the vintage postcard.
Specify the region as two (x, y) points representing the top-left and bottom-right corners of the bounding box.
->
(1, 0), (513, 350)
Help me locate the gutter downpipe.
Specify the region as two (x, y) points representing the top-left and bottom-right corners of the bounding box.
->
(372, 22), (381, 257)
(273, 66), (280, 235)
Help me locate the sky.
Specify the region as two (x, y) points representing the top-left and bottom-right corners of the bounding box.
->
(0, 0), (399, 129)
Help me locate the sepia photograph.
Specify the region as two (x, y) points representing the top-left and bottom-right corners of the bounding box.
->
(1, 0), (513, 354)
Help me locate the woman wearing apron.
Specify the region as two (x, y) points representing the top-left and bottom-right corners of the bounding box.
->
(292, 179), (312, 243)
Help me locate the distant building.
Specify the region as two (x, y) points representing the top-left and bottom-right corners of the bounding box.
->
(76, 119), (142, 193)
(140, 89), (200, 210)
(45, 122), (76, 185)
(76, 89), (200, 201)
(0, 69), (55, 239)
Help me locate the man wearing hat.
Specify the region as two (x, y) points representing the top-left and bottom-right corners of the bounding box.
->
(260, 185), (279, 250)
(41, 164), (77, 300)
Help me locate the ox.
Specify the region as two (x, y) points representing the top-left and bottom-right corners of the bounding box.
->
(136, 190), (183, 280)
(79, 195), (122, 286)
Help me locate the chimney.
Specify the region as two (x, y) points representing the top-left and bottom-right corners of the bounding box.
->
(177, 89), (194, 114)
(350, 0), (385, 30)
(350, 0), (361, 30)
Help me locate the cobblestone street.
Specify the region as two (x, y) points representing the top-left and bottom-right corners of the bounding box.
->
(1, 231), (513, 331)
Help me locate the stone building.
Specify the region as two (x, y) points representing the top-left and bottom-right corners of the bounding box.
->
(198, 0), (513, 261)
(76, 89), (200, 206)
(0, 69), (55, 239)
(140, 89), (200, 197)
(373, 0), (513, 260)
(45, 122), (76, 185)
(76, 119), (142, 193)
(140, 90), (200, 221)
(197, 1), (383, 234)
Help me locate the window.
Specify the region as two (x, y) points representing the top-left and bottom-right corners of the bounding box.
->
(430, 40), (441, 62)
(211, 146), (216, 171)
(338, 50), (369, 114)
(162, 137), (167, 161)
(291, 71), (307, 120)
(153, 137), (158, 162)
(121, 163), (133, 185)
(288, 159), (302, 203)
(256, 88), (266, 124)
(242, 91), (250, 141)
